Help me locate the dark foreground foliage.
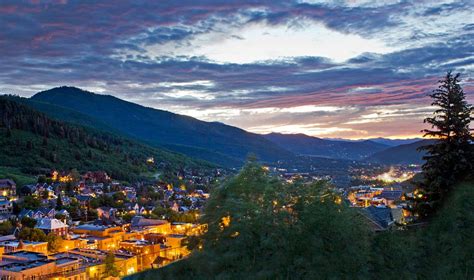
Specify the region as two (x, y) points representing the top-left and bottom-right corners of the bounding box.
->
(130, 163), (474, 280)
(418, 72), (473, 215)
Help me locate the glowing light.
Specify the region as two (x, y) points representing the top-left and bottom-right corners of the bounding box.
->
(375, 168), (414, 183)
(220, 216), (231, 229)
(127, 267), (135, 275)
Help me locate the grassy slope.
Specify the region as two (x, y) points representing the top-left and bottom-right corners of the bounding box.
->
(0, 166), (36, 187)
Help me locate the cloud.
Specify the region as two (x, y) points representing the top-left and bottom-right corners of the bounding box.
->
(0, 0), (473, 138)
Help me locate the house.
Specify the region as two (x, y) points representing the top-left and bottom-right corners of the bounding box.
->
(35, 218), (69, 236)
(20, 185), (37, 196)
(362, 206), (394, 231)
(171, 202), (179, 212)
(57, 209), (70, 218)
(18, 209), (35, 219)
(76, 194), (93, 207)
(0, 179), (16, 198)
(37, 207), (56, 218)
(376, 190), (403, 207)
(97, 207), (117, 221)
(390, 207), (406, 225)
(83, 171), (111, 183)
(0, 213), (11, 223)
(0, 196), (13, 214)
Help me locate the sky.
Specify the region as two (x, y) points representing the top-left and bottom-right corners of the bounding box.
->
(0, 0), (473, 139)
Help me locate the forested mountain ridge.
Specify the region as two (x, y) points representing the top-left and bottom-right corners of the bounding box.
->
(264, 132), (389, 160)
(0, 97), (212, 181)
(31, 86), (294, 167)
(366, 139), (436, 165)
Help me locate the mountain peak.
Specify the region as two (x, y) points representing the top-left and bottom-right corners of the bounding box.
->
(33, 86), (96, 98)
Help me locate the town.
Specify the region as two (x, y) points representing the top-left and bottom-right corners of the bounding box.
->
(0, 167), (225, 279)
(267, 163), (423, 231)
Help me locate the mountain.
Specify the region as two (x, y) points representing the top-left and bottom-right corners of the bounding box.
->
(324, 137), (422, 147)
(368, 137), (422, 147)
(0, 97), (211, 181)
(263, 133), (389, 160)
(366, 139), (436, 165)
(30, 86), (293, 167)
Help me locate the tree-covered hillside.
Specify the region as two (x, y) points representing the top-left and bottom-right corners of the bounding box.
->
(0, 97), (212, 182)
(366, 139), (436, 165)
(264, 132), (389, 160)
(31, 86), (294, 167)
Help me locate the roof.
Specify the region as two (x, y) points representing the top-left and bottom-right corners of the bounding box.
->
(0, 260), (53, 272)
(0, 179), (15, 188)
(363, 206), (394, 230)
(76, 195), (93, 201)
(131, 216), (168, 228)
(37, 207), (55, 215)
(378, 190), (403, 200)
(18, 209), (34, 218)
(0, 200), (12, 206)
(35, 218), (68, 230)
(74, 224), (111, 231)
(55, 257), (81, 266)
(0, 240), (48, 248)
(4, 251), (47, 261)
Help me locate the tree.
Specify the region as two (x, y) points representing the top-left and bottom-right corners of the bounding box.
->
(18, 227), (47, 242)
(42, 190), (49, 200)
(69, 169), (81, 183)
(104, 252), (120, 277)
(147, 162), (370, 279)
(22, 196), (41, 209)
(21, 216), (37, 228)
(46, 232), (63, 253)
(419, 72), (473, 214)
(56, 193), (63, 209)
(0, 221), (13, 235)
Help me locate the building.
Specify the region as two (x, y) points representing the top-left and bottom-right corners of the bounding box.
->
(0, 179), (16, 198)
(0, 240), (48, 255)
(362, 206), (394, 231)
(35, 218), (69, 236)
(131, 216), (171, 234)
(0, 259), (56, 279)
(72, 224), (127, 250)
(0, 196), (12, 214)
(376, 190), (403, 207)
(0, 251), (86, 280)
(0, 251), (55, 280)
(119, 239), (162, 271)
(54, 249), (138, 279)
(97, 207), (117, 222)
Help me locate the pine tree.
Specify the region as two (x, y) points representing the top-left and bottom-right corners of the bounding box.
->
(419, 72), (473, 214)
(56, 193), (63, 210)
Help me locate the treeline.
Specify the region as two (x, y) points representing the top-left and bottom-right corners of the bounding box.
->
(1, 97), (133, 156)
(0, 97), (209, 181)
(132, 163), (473, 279)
